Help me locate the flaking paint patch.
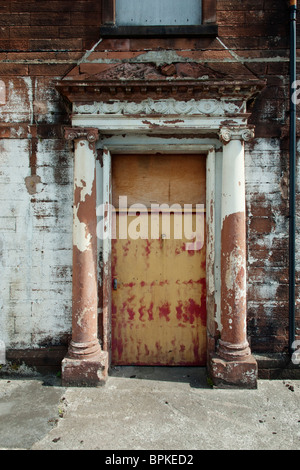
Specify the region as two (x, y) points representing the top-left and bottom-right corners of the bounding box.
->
(221, 211), (248, 347)
(25, 174), (41, 195)
(73, 140), (96, 252)
(74, 141), (95, 203)
(73, 207), (92, 253)
(221, 139), (245, 224)
(0, 80), (6, 105)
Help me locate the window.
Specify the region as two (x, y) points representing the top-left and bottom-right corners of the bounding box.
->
(100, 0), (217, 37)
(115, 0), (202, 26)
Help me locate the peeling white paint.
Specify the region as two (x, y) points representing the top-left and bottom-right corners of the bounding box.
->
(221, 138), (245, 224)
(102, 148), (112, 270)
(74, 140), (95, 203)
(73, 139), (96, 252)
(73, 209), (92, 253)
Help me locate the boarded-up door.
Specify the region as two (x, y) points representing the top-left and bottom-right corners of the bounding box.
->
(111, 154), (206, 365)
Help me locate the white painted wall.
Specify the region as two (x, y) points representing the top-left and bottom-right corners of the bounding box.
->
(0, 79), (298, 351)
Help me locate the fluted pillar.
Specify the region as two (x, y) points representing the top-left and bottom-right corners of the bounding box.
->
(62, 127), (108, 386)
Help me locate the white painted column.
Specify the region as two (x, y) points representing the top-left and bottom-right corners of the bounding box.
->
(209, 127), (258, 388)
(62, 127), (108, 386)
(218, 129), (250, 359)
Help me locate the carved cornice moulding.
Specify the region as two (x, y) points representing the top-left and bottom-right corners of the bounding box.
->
(73, 98), (245, 117)
(56, 79), (266, 104)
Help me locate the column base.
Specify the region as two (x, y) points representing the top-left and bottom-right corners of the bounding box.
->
(61, 350), (109, 387)
(208, 353), (258, 389)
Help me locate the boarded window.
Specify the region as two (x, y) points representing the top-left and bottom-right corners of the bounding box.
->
(115, 0), (202, 26)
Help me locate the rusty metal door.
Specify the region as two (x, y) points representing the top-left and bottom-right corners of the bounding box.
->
(111, 154), (206, 366)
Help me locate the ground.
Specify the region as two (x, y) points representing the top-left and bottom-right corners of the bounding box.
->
(0, 366), (300, 451)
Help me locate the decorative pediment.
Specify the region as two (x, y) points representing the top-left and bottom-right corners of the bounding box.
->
(56, 78), (265, 106)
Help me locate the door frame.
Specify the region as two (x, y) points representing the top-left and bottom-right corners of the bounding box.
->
(62, 93), (260, 387)
(97, 141), (217, 370)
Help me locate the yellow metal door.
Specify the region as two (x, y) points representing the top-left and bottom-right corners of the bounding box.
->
(111, 154), (207, 366)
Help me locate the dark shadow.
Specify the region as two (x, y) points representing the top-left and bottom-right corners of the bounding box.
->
(0, 365), (211, 389)
(108, 365), (211, 389)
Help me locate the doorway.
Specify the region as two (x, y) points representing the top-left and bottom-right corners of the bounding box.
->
(111, 153), (207, 365)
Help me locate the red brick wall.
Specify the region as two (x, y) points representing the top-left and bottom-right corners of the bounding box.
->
(0, 0), (298, 354)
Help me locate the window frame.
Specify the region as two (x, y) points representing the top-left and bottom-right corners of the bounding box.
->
(100, 0), (217, 37)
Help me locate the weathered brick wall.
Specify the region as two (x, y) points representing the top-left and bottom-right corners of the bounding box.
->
(0, 0), (299, 354)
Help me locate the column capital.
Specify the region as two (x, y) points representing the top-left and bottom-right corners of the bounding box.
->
(219, 126), (255, 144)
(64, 127), (99, 143)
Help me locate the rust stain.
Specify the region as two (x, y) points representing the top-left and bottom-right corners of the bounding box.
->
(163, 119), (185, 124)
(141, 119), (162, 129)
(221, 211), (247, 348)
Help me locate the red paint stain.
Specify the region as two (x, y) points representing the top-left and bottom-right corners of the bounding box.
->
(140, 281), (146, 287)
(121, 297), (136, 321)
(120, 301), (127, 316)
(136, 339), (142, 359)
(176, 301), (183, 320)
(148, 302), (154, 321)
(159, 302), (171, 322)
(180, 344), (185, 352)
(122, 240), (131, 257)
(187, 298), (201, 324)
(145, 240), (151, 257)
(144, 344), (150, 356)
(187, 247), (195, 256)
(127, 307), (135, 321)
(112, 335), (123, 360)
(123, 282), (135, 288)
(192, 336), (200, 363)
(180, 242), (198, 256)
(138, 304), (146, 321)
(176, 295), (206, 325)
